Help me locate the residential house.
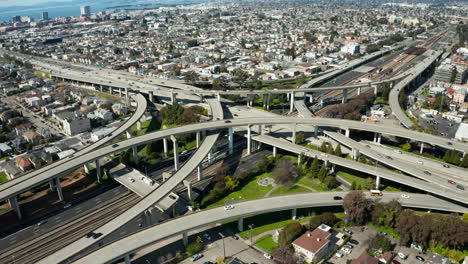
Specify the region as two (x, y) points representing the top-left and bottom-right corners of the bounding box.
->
(291, 224), (334, 263)
(15, 156), (33, 171)
(111, 103), (129, 115)
(0, 143), (13, 156)
(379, 252), (393, 263)
(23, 130), (41, 145)
(352, 253), (379, 264)
(94, 108), (113, 121)
(15, 123), (32, 136)
(62, 117), (91, 136)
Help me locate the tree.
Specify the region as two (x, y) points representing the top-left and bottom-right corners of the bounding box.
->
(309, 212), (339, 230)
(160, 102), (185, 125)
(324, 175), (336, 189)
(272, 158), (298, 186)
(295, 133), (305, 145)
(343, 191), (372, 225)
(184, 71), (199, 84)
(371, 200), (402, 228)
(317, 164), (328, 182)
(334, 144), (342, 156)
(212, 77), (228, 90)
(369, 234), (392, 252)
(185, 236), (204, 256)
(224, 176), (239, 191)
(381, 83), (391, 100)
(402, 143), (411, 152)
(272, 246), (298, 264)
(310, 156), (319, 178)
(350, 181), (357, 190)
(232, 69), (250, 88)
(460, 154), (468, 168)
(278, 222), (303, 247)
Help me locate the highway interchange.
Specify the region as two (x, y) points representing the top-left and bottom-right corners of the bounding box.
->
(1, 30), (467, 263)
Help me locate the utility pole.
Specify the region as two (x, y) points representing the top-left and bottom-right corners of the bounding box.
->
(248, 224), (255, 247)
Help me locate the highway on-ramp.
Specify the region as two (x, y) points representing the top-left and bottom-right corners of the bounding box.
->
(73, 192), (467, 264)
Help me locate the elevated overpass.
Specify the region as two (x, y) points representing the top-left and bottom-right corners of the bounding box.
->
(389, 50), (448, 127)
(1, 117), (467, 204)
(323, 131), (468, 187)
(73, 192), (467, 264)
(251, 134), (466, 204)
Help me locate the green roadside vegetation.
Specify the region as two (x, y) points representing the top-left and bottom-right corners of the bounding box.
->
(207, 173), (274, 208)
(0, 156), (9, 161)
(270, 185), (311, 196)
(34, 70), (51, 78)
(0, 172), (9, 183)
(255, 235), (278, 254)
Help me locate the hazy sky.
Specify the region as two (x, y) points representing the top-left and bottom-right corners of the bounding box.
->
(0, 0), (71, 8)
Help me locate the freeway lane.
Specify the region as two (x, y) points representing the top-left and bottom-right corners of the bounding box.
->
(324, 131), (468, 187)
(252, 134), (466, 204)
(73, 192), (467, 264)
(1, 117), (467, 202)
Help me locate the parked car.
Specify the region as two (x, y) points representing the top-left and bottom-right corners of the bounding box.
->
(415, 256), (425, 262)
(342, 247), (352, 254)
(349, 239), (359, 245)
(203, 233), (211, 240)
(343, 244), (354, 249)
(231, 235), (239, 240)
(398, 252), (407, 259)
(335, 252), (344, 258)
(263, 253), (272, 259)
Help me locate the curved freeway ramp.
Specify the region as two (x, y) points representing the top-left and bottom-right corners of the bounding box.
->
(1, 117), (467, 202)
(37, 97), (223, 264)
(389, 50), (446, 128)
(0, 93), (147, 202)
(74, 192), (467, 264)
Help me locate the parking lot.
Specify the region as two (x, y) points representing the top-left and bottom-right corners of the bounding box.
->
(328, 226), (379, 264)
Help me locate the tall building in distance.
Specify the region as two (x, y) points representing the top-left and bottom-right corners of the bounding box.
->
(11, 16), (21, 22)
(41, 12), (49, 20)
(80, 6), (91, 16)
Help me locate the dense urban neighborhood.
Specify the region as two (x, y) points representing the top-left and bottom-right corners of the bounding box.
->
(0, 1), (467, 264)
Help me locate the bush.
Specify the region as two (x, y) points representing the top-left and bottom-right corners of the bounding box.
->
(185, 236), (204, 256)
(369, 234), (392, 252)
(309, 213), (339, 230)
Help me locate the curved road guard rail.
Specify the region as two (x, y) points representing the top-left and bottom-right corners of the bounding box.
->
(0, 93), (146, 198)
(37, 96), (224, 264)
(74, 192), (467, 264)
(1, 117), (467, 202)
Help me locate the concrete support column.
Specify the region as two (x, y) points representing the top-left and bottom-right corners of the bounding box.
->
(420, 142), (424, 154)
(171, 92), (176, 104)
(292, 123), (297, 144)
(290, 92), (295, 112)
(292, 208), (297, 219)
(125, 87), (129, 104)
(375, 176), (381, 189)
(228, 128), (234, 154)
(320, 91), (324, 106)
(109, 87), (113, 95)
(84, 163), (90, 174)
(96, 159), (101, 183)
(207, 149), (213, 165)
(148, 91), (154, 102)
(197, 165), (203, 181)
(55, 177), (64, 202)
(342, 89), (348, 104)
(377, 133), (381, 145)
(352, 148), (360, 160)
(298, 153), (301, 165)
(357, 87), (361, 95)
(132, 145), (139, 166)
(119, 88), (122, 98)
(345, 128), (350, 138)
(126, 131), (132, 139)
(273, 146), (277, 157)
(217, 93), (221, 102)
(171, 136), (179, 171)
(373, 132), (377, 143)
(331, 164), (336, 173)
(390, 81), (395, 89)
(184, 180), (193, 201)
(163, 137), (168, 158)
(373, 85), (378, 95)
(124, 255), (131, 264)
(238, 217), (244, 232)
(247, 125), (251, 155)
(313, 126), (319, 137)
(266, 94), (271, 110)
(182, 232), (188, 247)
(309, 94), (313, 104)
(8, 196), (22, 220)
(49, 179), (55, 191)
(196, 131), (201, 148)
(137, 121), (142, 130)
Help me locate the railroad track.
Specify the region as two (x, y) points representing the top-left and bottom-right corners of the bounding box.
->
(0, 193), (140, 264)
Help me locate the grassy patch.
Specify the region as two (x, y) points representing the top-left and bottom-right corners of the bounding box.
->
(296, 177), (318, 191)
(0, 156), (9, 161)
(0, 172), (9, 183)
(383, 144), (445, 162)
(270, 185), (312, 196)
(255, 235), (278, 254)
(337, 170), (367, 190)
(207, 173), (274, 208)
(235, 214), (311, 240)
